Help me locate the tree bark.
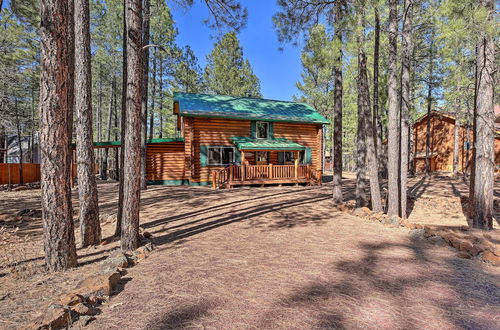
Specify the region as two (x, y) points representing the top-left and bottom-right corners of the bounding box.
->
(355, 80), (368, 207)
(39, 0), (78, 271)
(453, 112), (460, 176)
(116, 0), (127, 237)
(97, 65), (104, 179)
(74, 0), (101, 247)
(149, 49), (156, 140)
(103, 76), (116, 181)
(158, 54), (163, 138)
(121, 0), (143, 250)
(425, 31), (435, 176)
(387, 0), (399, 216)
(373, 7), (383, 177)
(357, 2), (382, 212)
(14, 99), (24, 184)
(332, 0), (343, 205)
(470, 0), (495, 230)
(399, 0), (413, 219)
(140, 0), (150, 191)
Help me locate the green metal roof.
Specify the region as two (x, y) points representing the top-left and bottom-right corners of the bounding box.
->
(173, 92), (329, 124)
(231, 137), (305, 151)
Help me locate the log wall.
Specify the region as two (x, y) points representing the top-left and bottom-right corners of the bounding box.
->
(186, 117), (323, 184)
(146, 141), (185, 182)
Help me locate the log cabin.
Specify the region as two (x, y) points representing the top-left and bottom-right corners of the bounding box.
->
(413, 108), (500, 173)
(145, 92), (329, 188)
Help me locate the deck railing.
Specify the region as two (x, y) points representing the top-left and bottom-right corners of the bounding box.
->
(212, 164), (321, 189)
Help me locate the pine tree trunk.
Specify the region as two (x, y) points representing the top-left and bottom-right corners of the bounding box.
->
(470, 0), (495, 230)
(97, 65), (104, 180)
(387, 0), (399, 216)
(140, 0), (150, 191)
(355, 81), (368, 207)
(357, 3), (382, 212)
(425, 33), (435, 176)
(15, 99), (24, 184)
(121, 0), (143, 251)
(103, 77), (116, 180)
(149, 50), (156, 140)
(453, 112), (460, 176)
(116, 0), (127, 237)
(332, 0), (343, 205)
(39, 0), (77, 271)
(74, 0), (101, 247)
(399, 0), (413, 219)
(158, 54), (163, 139)
(373, 7), (383, 177)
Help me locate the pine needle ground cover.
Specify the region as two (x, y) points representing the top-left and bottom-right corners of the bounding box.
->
(0, 177), (499, 329)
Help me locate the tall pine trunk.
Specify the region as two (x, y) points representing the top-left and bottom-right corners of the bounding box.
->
(97, 65), (104, 179)
(470, 0), (495, 230)
(373, 7), (383, 177)
(399, 0), (413, 219)
(140, 0), (150, 191)
(149, 49), (156, 140)
(425, 32), (435, 176)
(103, 76), (116, 180)
(332, 0), (344, 205)
(357, 2), (382, 212)
(116, 0), (127, 237)
(39, 0), (77, 271)
(75, 0), (101, 247)
(121, 0), (143, 251)
(158, 54), (163, 138)
(453, 111), (460, 176)
(387, 0), (399, 216)
(14, 99), (24, 184)
(355, 86), (368, 206)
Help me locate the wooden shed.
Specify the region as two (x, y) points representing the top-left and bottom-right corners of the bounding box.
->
(413, 110), (500, 173)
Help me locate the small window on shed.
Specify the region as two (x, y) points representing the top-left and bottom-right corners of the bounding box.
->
(256, 122), (269, 139)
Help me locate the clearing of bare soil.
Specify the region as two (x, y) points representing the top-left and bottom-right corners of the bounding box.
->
(0, 175), (499, 329)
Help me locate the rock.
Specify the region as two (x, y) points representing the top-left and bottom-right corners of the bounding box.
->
(25, 305), (71, 330)
(59, 293), (83, 307)
(12, 185), (28, 191)
(460, 225), (469, 231)
(457, 251), (472, 259)
(427, 236), (446, 246)
(406, 222), (423, 230)
(143, 231), (152, 239)
(481, 251), (500, 266)
(470, 243), (488, 257)
(409, 228), (425, 240)
(100, 251), (128, 273)
(381, 215), (400, 226)
(72, 272), (121, 298)
(352, 207), (371, 217)
(72, 315), (95, 328)
(71, 303), (98, 316)
(345, 200), (356, 209)
(368, 212), (384, 222)
(458, 240), (474, 254)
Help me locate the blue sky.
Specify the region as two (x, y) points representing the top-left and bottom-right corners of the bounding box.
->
(171, 0), (303, 101)
(2, 0), (303, 100)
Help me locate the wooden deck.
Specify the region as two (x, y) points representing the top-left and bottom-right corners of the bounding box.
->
(212, 164), (321, 189)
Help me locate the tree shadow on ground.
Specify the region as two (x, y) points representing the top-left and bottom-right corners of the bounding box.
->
(260, 239), (500, 329)
(145, 299), (217, 330)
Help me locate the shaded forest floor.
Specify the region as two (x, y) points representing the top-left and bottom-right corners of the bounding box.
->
(0, 175), (499, 329)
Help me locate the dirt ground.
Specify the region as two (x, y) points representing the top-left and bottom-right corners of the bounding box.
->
(1, 175), (499, 329)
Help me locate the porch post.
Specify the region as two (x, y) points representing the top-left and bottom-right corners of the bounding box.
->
(241, 150), (245, 182)
(294, 151), (299, 179)
(269, 163), (273, 179)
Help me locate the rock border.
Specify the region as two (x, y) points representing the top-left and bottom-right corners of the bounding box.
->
(24, 241), (154, 330)
(338, 202), (500, 267)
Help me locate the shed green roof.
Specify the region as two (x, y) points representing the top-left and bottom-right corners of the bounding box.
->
(173, 92), (329, 124)
(231, 137), (305, 151)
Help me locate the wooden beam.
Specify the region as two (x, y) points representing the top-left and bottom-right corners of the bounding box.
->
(294, 151), (299, 179)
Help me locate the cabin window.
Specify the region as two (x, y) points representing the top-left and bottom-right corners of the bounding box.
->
(208, 147), (234, 166)
(256, 151), (268, 163)
(256, 121), (269, 139)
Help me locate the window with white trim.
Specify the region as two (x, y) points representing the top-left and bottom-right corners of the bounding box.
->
(208, 147), (235, 165)
(256, 121), (269, 139)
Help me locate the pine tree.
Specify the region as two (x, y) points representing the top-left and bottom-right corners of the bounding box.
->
(386, 0), (399, 216)
(75, 0), (101, 246)
(39, 0), (77, 270)
(204, 32), (261, 98)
